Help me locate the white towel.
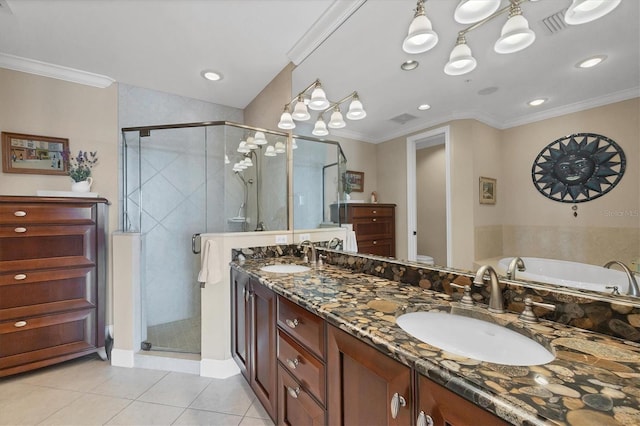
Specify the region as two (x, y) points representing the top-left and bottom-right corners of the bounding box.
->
(198, 240), (221, 286)
(344, 230), (358, 253)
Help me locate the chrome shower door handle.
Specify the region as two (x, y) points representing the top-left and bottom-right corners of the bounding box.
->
(192, 233), (201, 254)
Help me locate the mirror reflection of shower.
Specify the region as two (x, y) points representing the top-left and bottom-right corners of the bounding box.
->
(234, 170), (253, 232)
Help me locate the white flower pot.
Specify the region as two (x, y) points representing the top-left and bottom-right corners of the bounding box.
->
(71, 177), (93, 193)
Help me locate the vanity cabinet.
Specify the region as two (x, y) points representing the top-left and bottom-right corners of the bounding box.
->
(230, 269), (277, 421)
(327, 324), (412, 426)
(330, 203), (396, 257)
(0, 196), (108, 377)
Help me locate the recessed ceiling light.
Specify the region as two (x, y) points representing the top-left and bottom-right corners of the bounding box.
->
(417, 104), (431, 111)
(576, 55), (607, 69)
(201, 70), (223, 81)
(401, 60), (419, 71)
(528, 98), (546, 106)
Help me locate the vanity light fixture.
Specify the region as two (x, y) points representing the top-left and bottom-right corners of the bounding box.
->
(528, 98), (546, 106)
(444, 34), (477, 75)
(201, 70), (222, 81)
(278, 78), (366, 136)
(454, 0), (502, 24)
(494, 2), (536, 54)
(577, 55), (607, 68)
(264, 145), (277, 157)
(564, 0), (621, 25)
(402, 0), (438, 54)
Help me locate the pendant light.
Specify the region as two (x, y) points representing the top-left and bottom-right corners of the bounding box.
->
(312, 117), (329, 136)
(292, 96), (310, 121)
(309, 82), (330, 110)
(444, 34), (477, 75)
(564, 0), (621, 25)
(454, 0), (501, 24)
(494, 3), (535, 54)
(253, 131), (267, 145)
(328, 108), (346, 129)
(277, 106), (295, 129)
(402, 0), (438, 54)
(346, 95), (367, 120)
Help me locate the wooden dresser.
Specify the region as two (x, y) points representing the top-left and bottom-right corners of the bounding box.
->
(330, 203), (396, 257)
(0, 196), (108, 377)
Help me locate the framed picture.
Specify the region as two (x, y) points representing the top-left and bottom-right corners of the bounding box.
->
(345, 170), (364, 192)
(2, 132), (69, 176)
(479, 176), (496, 204)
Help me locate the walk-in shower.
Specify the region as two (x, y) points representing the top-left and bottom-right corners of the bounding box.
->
(121, 122), (289, 354)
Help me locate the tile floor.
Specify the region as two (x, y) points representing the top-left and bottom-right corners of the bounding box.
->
(0, 355), (275, 426)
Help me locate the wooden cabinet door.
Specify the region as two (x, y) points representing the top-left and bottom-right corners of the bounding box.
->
(230, 269), (250, 380)
(250, 278), (277, 422)
(416, 375), (509, 426)
(327, 325), (412, 426)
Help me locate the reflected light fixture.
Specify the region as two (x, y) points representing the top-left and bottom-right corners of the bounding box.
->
(402, 0), (438, 54)
(565, 0), (621, 25)
(274, 141), (286, 154)
(454, 0), (501, 24)
(277, 78), (366, 136)
(254, 131), (267, 145)
(264, 145), (277, 157)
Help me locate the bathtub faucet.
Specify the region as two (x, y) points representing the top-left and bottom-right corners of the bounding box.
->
(603, 260), (639, 297)
(506, 257), (526, 280)
(473, 265), (505, 313)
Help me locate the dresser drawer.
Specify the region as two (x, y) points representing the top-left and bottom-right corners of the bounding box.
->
(278, 297), (325, 359)
(357, 239), (394, 257)
(0, 308), (97, 372)
(0, 267), (95, 321)
(278, 329), (326, 404)
(352, 219), (394, 239)
(278, 365), (326, 426)
(0, 203), (95, 225)
(349, 206), (394, 219)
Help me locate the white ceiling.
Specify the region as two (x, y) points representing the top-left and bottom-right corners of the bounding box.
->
(0, 0), (638, 144)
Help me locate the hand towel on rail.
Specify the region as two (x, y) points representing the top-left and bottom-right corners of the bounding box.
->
(198, 239), (221, 286)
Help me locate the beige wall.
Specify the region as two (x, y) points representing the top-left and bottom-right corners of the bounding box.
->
(416, 145), (446, 265)
(244, 63), (294, 130)
(0, 68), (119, 321)
(333, 135), (377, 202)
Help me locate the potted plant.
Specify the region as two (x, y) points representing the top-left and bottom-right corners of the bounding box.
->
(63, 150), (98, 192)
(341, 172), (352, 201)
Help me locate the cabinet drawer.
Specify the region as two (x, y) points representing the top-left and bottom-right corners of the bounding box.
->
(278, 329), (326, 404)
(0, 224), (95, 272)
(0, 267), (95, 321)
(0, 203), (95, 225)
(278, 297), (325, 359)
(0, 309), (97, 372)
(357, 239), (394, 257)
(278, 365), (326, 426)
(350, 206), (394, 219)
(352, 219), (393, 239)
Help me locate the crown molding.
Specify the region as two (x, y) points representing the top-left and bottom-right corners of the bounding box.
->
(0, 52), (115, 88)
(287, 0), (366, 66)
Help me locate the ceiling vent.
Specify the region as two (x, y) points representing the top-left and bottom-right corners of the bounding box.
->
(541, 9), (568, 35)
(390, 113), (418, 125)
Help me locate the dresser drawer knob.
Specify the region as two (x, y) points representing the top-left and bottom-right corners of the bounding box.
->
(286, 357), (300, 370)
(287, 386), (301, 399)
(373, 241), (377, 245)
(372, 218), (377, 222)
(14, 274), (27, 281)
(14, 227), (27, 233)
(285, 318), (299, 329)
(14, 321), (27, 328)
(372, 210), (377, 214)
(13, 211), (27, 217)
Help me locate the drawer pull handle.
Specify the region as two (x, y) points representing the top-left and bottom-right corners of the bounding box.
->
(285, 318), (299, 329)
(287, 386), (301, 399)
(14, 321), (27, 328)
(417, 411), (434, 426)
(286, 357), (300, 370)
(14, 274), (27, 281)
(372, 218), (377, 222)
(14, 227), (27, 233)
(373, 241), (377, 245)
(390, 392), (407, 419)
(13, 211), (27, 217)
(372, 210), (377, 214)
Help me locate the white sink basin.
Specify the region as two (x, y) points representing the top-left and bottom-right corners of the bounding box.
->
(260, 264), (311, 274)
(396, 311), (554, 366)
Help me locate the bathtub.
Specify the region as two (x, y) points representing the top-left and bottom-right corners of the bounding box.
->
(497, 257), (635, 294)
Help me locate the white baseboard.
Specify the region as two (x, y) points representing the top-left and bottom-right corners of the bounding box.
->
(110, 349), (135, 368)
(200, 358), (240, 378)
(135, 352), (200, 375)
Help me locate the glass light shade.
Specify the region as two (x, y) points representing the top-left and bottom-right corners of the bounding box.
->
(494, 14), (536, 54)
(292, 139), (298, 150)
(237, 141), (250, 153)
(444, 42), (477, 75)
(232, 164), (243, 172)
(565, 0), (621, 25)
(264, 145), (277, 157)
(274, 141), (286, 154)
(312, 118), (329, 136)
(242, 158), (253, 167)
(292, 100), (311, 121)
(278, 111), (295, 129)
(346, 99), (367, 120)
(254, 131), (267, 145)
(328, 110), (346, 129)
(454, 0), (501, 24)
(246, 137), (258, 149)
(309, 86), (330, 110)
(402, 14), (438, 54)
(224, 154), (230, 164)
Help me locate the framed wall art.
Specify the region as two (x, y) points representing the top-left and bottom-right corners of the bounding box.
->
(479, 176), (496, 204)
(2, 132), (69, 175)
(345, 170), (364, 192)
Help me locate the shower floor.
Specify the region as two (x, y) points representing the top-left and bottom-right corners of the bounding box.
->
(146, 316), (201, 354)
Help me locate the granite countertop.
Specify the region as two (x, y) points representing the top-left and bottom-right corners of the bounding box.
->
(231, 256), (640, 426)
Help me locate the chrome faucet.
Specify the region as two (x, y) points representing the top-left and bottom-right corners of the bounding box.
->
(603, 260), (639, 297)
(328, 237), (343, 250)
(298, 240), (316, 266)
(506, 257), (526, 280)
(473, 265), (505, 313)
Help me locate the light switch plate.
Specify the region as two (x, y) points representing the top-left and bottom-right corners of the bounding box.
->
(298, 233), (311, 242)
(275, 235), (287, 244)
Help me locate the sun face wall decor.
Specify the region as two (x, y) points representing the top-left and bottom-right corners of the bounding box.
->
(531, 133), (626, 204)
